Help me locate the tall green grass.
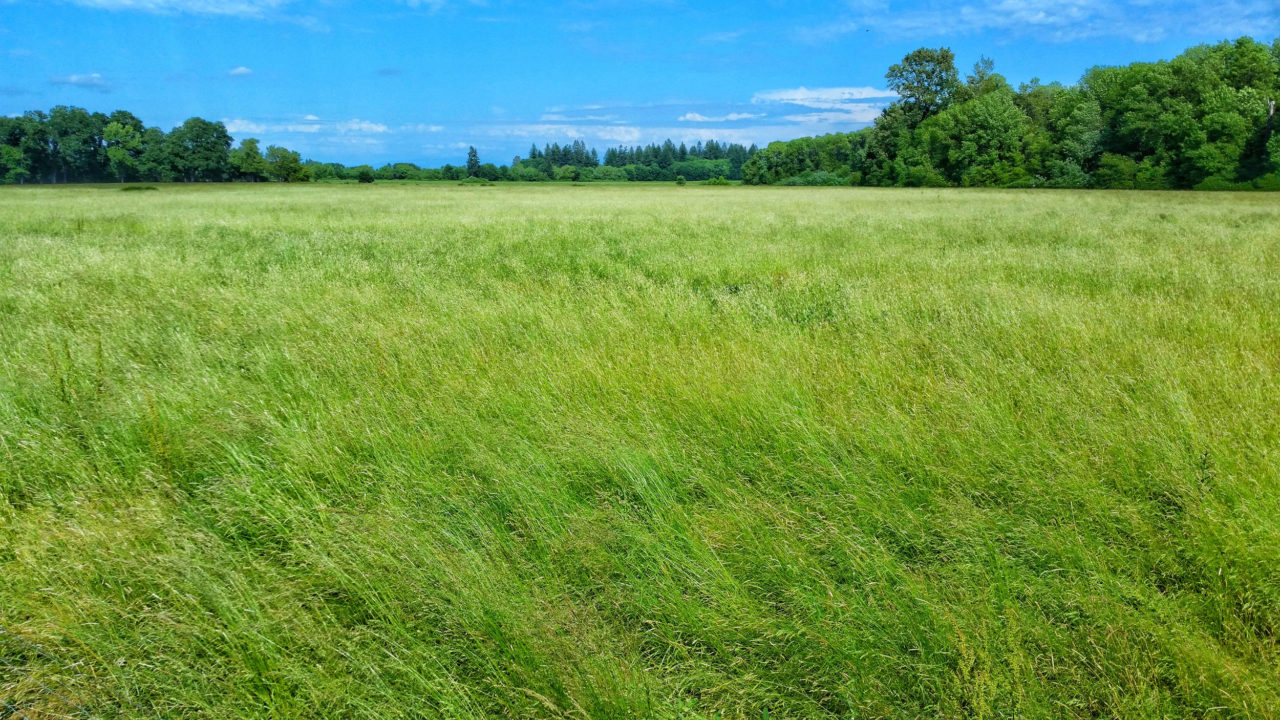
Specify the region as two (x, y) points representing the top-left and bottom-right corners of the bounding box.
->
(1, 184), (1278, 718)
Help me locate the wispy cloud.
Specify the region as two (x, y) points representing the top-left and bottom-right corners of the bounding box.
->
(752, 86), (895, 110)
(816, 0), (1280, 44)
(223, 115), (390, 137)
(59, 0), (295, 17)
(700, 29), (746, 44)
(478, 120), (879, 150)
(335, 118), (389, 133)
(747, 86), (895, 129)
(228, 66), (253, 77)
(50, 72), (112, 92)
(540, 113), (619, 122)
(401, 123), (445, 133)
(782, 107), (884, 124)
(399, 0), (490, 13)
(678, 112), (764, 122)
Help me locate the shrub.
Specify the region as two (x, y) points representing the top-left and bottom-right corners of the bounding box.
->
(703, 176), (731, 186)
(676, 175), (687, 186)
(1252, 173), (1280, 191)
(357, 168), (375, 184)
(779, 171), (848, 187)
(1194, 175), (1251, 191)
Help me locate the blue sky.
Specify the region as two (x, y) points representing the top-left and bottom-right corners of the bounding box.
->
(2, 1), (1277, 166)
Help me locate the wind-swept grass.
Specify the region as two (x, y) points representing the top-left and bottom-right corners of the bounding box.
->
(1, 183), (1278, 718)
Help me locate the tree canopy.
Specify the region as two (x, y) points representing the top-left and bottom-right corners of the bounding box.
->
(744, 36), (1280, 190)
(4, 36), (1276, 189)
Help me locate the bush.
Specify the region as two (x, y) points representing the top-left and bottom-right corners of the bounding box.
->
(1252, 173), (1280, 191)
(778, 171), (848, 187)
(703, 176), (731, 186)
(584, 166), (628, 182)
(510, 166), (549, 182)
(1094, 154), (1137, 189)
(1194, 175), (1251, 191)
(676, 175), (686, 186)
(357, 168), (375, 184)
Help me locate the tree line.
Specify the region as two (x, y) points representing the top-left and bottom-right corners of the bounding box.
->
(0, 109), (313, 184)
(0, 107), (759, 185)
(4, 36), (1275, 188)
(742, 36), (1280, 190)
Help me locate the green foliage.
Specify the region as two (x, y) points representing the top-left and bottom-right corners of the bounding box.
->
(748, 37), (1280, 191)
(265, 145), (310, 183)
(886, 47), (961, 123)
(510, 165), (550, 182)
(583, 165), (627, 182)
(2, 184), (1279, 718)
(167, 117), (234, 182)
(703, 176), (731, 186)
(357, 168), (375, 183)
(777, 170), (848, 186)
(103, 121), (142, 182)
(230, 138), (269, 182)
(675, 175), (686, 186)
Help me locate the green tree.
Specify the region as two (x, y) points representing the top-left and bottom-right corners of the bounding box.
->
(466, 146), (481, 177)
(0, 144), (31, 184)
(265, 145), (309, 182)
(103, 121), (142, 182)
(231, 138), (269, 181)
(137, 127), (174, 182)
(886, 47), (960, 123)
(167, 117), (232, 182)
(47, 106), (108, 182)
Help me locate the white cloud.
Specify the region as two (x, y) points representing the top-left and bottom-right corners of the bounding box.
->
(678, 112), (764, 122)
(335, 119), (389, 133)
(401, 123), (445, 133)
(61, 0), (294, 17)
(824, 0), (1279, 44)
(752, 86), (896, 110)
(399, 0), (489, 13)
(228, 66), (253, 77)
(477, 117), (884, 150)
(541, 112), (618, 122)
(750, 87), (893, 128)
(782, 107), (884, 124)
(223, 118), (266, 134)
(222, 116), (388, 138)
(49, 72), (111, 92)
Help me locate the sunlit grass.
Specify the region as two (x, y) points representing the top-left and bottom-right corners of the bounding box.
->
(2, 183), (1278, 718)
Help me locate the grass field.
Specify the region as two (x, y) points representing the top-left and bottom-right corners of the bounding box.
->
(1, 183), (1278, 719)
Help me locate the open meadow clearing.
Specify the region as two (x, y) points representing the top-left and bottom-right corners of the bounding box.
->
(2, 183), (1279, 718)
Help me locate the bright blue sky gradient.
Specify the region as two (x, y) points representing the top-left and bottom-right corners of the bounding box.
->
(2, 1), (1277, 166)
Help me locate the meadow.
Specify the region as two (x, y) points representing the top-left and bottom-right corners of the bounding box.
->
(1, 183), (1278, 719)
